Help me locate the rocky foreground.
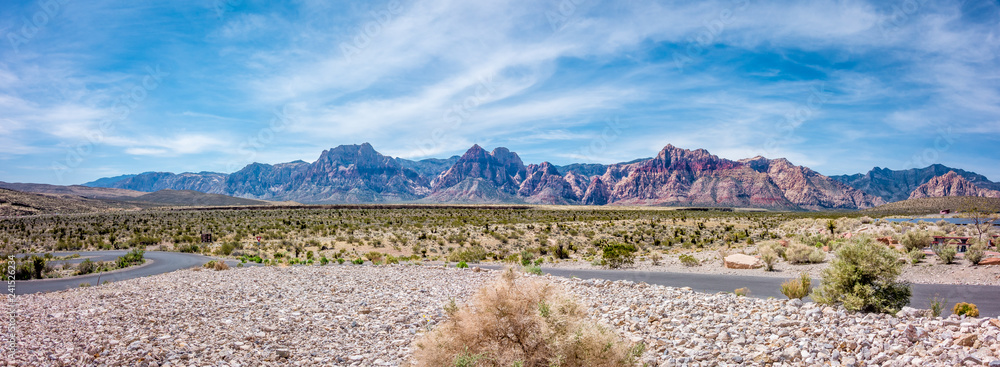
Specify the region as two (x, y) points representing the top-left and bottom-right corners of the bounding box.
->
(5, 265), (1000, 366)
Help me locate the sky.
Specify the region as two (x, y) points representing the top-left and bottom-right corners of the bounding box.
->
(1, 0), (999, 185)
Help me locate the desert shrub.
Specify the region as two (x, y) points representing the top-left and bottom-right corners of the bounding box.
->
(76, 259), (97, 275)
(365, 251), (384, 263)
(907, 249), (925, 264)
(759, 245), (778, 271)
(932, 244), (956, 264)
(216, 242), (237, 256)
(525, 265), (542, 275)
(410, 269), (642, 367)
(456, 261), (469, 269)
(386, 254), (400, 264)
(965, 242), (986, 265)
(649, 252), (662, 266)
(785, 242), (825, 264)
(203, 260), (229, 271)
(116, 249), (145, 269)
(780, 273), (812, 300)
(448, 246), (488, 263)
(352, 258), (364, 265)
(900, 231), (932, 252)
(337, 258), (346, 264)
(177, 244), (200, 253)
(520, 251), (536, 267)
(930, 296), (946, 318)
(952, 302), (979, 317)
(734, 288), (750, 297)
(319, 256), (329, 265)
(600, 242), (637, 269)
(812, 237), (910, 314)
(678, 254), (700, 267)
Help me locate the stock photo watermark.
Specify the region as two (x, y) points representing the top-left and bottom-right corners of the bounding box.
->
(573, 117), (624, 163)
(6, 0), (71, 54)
(900, 125), (954, 170)
(226, 104), (299, 173)
(545, 0), (589, 31)
(414, 73), (496, 156)
(213, 0), (243, 19)
(875, 0), (930, 37)
(674, 0), (750, 72)
(50, 65), (169, 183)
(762, 83), (830, 156)
(4, 255), (15, 359)
(340, 1), (404, 62)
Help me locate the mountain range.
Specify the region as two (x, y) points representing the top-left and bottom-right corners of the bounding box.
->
(79, 143), (999, 210)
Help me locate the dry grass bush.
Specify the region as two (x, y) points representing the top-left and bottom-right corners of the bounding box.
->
(780, 272), (812, 300)
(203, 260), (229, 271)
(758, 245), (778, 271)
(785, 242), (825, 264)
(411, 268), (642, 367)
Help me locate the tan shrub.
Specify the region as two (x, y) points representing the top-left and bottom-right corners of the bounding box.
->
(410, 268), (642, 367)
(786, 242), (825, 264)
(203, 260), (229, 271)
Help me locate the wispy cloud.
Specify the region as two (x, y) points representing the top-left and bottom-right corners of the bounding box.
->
(0, 0), (997, 183)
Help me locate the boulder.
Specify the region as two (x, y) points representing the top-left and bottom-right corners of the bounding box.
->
(978, 257), (1000, 266)
(724, 254), (763, 269)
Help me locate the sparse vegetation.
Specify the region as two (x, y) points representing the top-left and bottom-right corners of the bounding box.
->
(411, 269), (642, 366)
(759, 245), (778, 271)
(203, 260), (229, 271)
(734, 287), (750, 297)
(930, 296), (946, 317)
(965, 242), (986, 265)
(812, 237), (910, 314)
(780, 273), (812, 300)
(900, 230), (932, 252)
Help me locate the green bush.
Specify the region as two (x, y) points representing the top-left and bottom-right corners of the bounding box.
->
(524, 265), (543, 275)
(786, 242), (825, 264)
(456, 261), (469, 269)
(932, 244), (956, 264)
(678, 254), (700, 267)
(907, 248), (925, 264)
(319, 256), (329, 265)
(900, 231), (932, 252)
(447, 246), (487, 263)
(352, 258), (364, 265)
(216, 242), (237, 256)
(953, 302), (979, 317)
(966, 242), (986, 265)
(812, 237), (911, 314)
(337, 258), (346, 264)
(600, 242), (637, 269)
(780, 273), (812, 300)
(116, 249), (145, 269)
(76, 259), (97, 275)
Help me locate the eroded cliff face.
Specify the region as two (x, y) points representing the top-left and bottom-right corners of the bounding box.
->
(909, 171), (1000, 199)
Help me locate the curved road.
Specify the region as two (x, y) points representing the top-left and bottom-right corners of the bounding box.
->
(482, 265), (1000, 317)
(14, 251), (243, 295)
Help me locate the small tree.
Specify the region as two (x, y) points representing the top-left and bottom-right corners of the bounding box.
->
(900, 230), (932, 252)
(960, 197), (1000, 243)
(826, 219), (837, 236)
(812, 237), (910, 314)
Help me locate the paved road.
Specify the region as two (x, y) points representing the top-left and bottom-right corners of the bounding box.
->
(13, 251), (243, 295)
(481, 265), (1000, 317)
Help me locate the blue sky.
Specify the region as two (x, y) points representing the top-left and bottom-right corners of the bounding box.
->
(1, 0), (998, 185)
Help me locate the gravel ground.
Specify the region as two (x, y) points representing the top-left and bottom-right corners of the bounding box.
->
(4, 265), (1000, 366)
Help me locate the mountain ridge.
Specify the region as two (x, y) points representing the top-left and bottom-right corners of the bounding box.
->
(78, 143), (996, 210)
